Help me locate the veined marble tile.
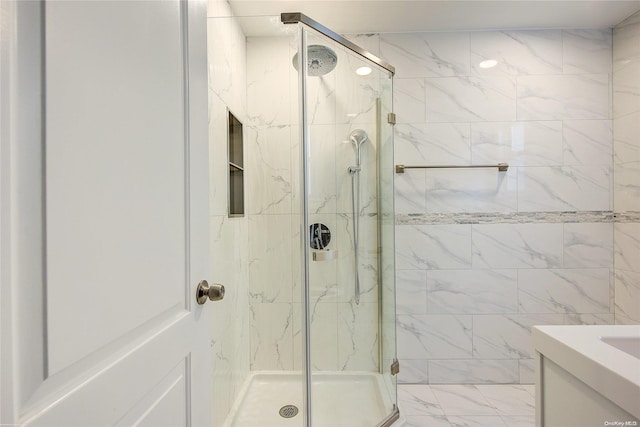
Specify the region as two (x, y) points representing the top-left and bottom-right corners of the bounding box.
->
(337, 301), (379, 370)
(428, 360), (519, 384)
(517, 74), (609, 120)
(397, 314), (472, 359)
(248, 214), (293, 303)
(564, 313), (615, 325)
(614, 223), (640, 273)
(394, 169), (427, 214)
(396, 224), (472, 270)
(249, 302), (294, 370)
(448, 415), (508, 427)
(563, 120), (613, 166)
(246, 126), (293, 215)
(470, 30), (562, 76)
(335, 214), (379, 303)
(308, 125), (337, 214)
(398, 385), (445, 416)
(613, 59), (640, 119)
(518, 359), (536, 385)
(430, 385), (498, 415)
(397, 270), (428, 315)
(246, 37), (292, 127)
(305, 65), (337, 126)
(210, 213), (249, 426)
(471, 121), (562, 167)
(398, 359), (429, 384)
(613, 11), (640, 71)
(477, 384), (536, 416)
(614, 112), (640, 164)
(615, 314), (640, 325)
(425, 167), (518, 213)
(395, 123), (471, 165)
(335, 54), (380, 125)
(473, 314), (563, 359)
(292, 301), (338, 371)
(426, 269), (518, 314)
(563, 29), (612, 75)
(404, 415), (451, 427)
(471, 223), (563, 269)
(379, 32), (470, 78)
(426, 76), (517, 123)
(614, 269), (640, 322)
(563, 223), (613, 268)
(394, 79), (426, 124)
(518, 268), (610, 314)
(500, 414), (536, 427)
(207, 17), (232, 102)
(517, 165), (611, 212)
(344, 33), (381, 57)
(614, 161), (640, 212)
(208, 95), (231, 216)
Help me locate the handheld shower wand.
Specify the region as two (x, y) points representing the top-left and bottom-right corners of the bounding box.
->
(347, 129), (368, 305)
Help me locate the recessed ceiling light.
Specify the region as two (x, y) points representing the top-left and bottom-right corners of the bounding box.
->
(356, 66), (372, 76)
(479, 59), (498, 69)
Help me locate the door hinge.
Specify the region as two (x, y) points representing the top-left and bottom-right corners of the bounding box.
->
(387, 112), (396, 125)
(391, 359), (400, 376)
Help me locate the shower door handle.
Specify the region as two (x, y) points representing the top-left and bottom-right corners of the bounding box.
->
(196, 280), (225, 304)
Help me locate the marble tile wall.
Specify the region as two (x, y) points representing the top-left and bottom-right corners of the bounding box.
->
(379, 27), (621, 384)
(207, 3), (250, 426)
(613, 11), (640, 325)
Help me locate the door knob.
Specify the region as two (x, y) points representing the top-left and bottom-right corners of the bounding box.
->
(196, 280), (225, 305)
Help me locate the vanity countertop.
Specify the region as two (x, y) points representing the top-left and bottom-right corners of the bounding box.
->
(533, 325), (640, 419)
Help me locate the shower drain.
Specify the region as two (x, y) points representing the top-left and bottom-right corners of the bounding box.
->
(279, 405), (299, 418)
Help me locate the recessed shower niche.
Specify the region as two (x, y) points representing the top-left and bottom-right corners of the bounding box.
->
(208, 12), (397, 427)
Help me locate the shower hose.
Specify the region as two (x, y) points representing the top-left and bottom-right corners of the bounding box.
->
(351, 170), (361, 305)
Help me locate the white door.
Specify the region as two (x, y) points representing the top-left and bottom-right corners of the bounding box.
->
(0, 1), (212, 426)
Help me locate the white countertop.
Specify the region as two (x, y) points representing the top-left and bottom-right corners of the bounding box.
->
(533, 325), (640, 419)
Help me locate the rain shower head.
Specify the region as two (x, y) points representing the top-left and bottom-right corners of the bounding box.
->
(292, 45), (338, 76)
(349, 129), (368, 147)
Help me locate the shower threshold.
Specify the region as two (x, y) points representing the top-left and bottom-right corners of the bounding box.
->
(224, 371), (395, 427)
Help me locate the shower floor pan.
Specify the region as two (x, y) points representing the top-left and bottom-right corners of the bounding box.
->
(225, 371), (393, 427)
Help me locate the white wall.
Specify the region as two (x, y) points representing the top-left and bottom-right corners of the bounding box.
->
(207, 2), (250, 425)
(613, 10), (640, 325)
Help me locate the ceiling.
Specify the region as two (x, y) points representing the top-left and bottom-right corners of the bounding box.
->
(228, 0), (640, 35)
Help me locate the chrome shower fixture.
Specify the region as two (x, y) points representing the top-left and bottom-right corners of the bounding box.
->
(348, 129), (368, 175)
(349, 129), (368, 147)
(347, 129), (369, 305)
(292, 44), (338, 76)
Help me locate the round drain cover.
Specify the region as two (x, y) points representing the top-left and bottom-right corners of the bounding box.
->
(279, 405), (299, 418)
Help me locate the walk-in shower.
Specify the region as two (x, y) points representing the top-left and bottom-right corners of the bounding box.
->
(208, 11), (397, 427)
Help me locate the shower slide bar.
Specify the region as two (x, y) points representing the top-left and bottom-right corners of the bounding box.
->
(281, 12), (396, 75)
(395, 163), (509, 173)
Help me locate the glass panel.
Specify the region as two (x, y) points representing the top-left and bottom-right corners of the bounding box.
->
(379, 74), (398, 414)
(302, 26), (397, 426)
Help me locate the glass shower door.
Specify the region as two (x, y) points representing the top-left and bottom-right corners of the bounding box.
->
(298, 23), (397, 427)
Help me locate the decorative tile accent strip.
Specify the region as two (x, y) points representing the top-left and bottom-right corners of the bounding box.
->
(396, 211), (640, 225)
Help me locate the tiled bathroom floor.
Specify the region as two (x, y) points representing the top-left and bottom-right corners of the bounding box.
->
(398, 384), (535, 427)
